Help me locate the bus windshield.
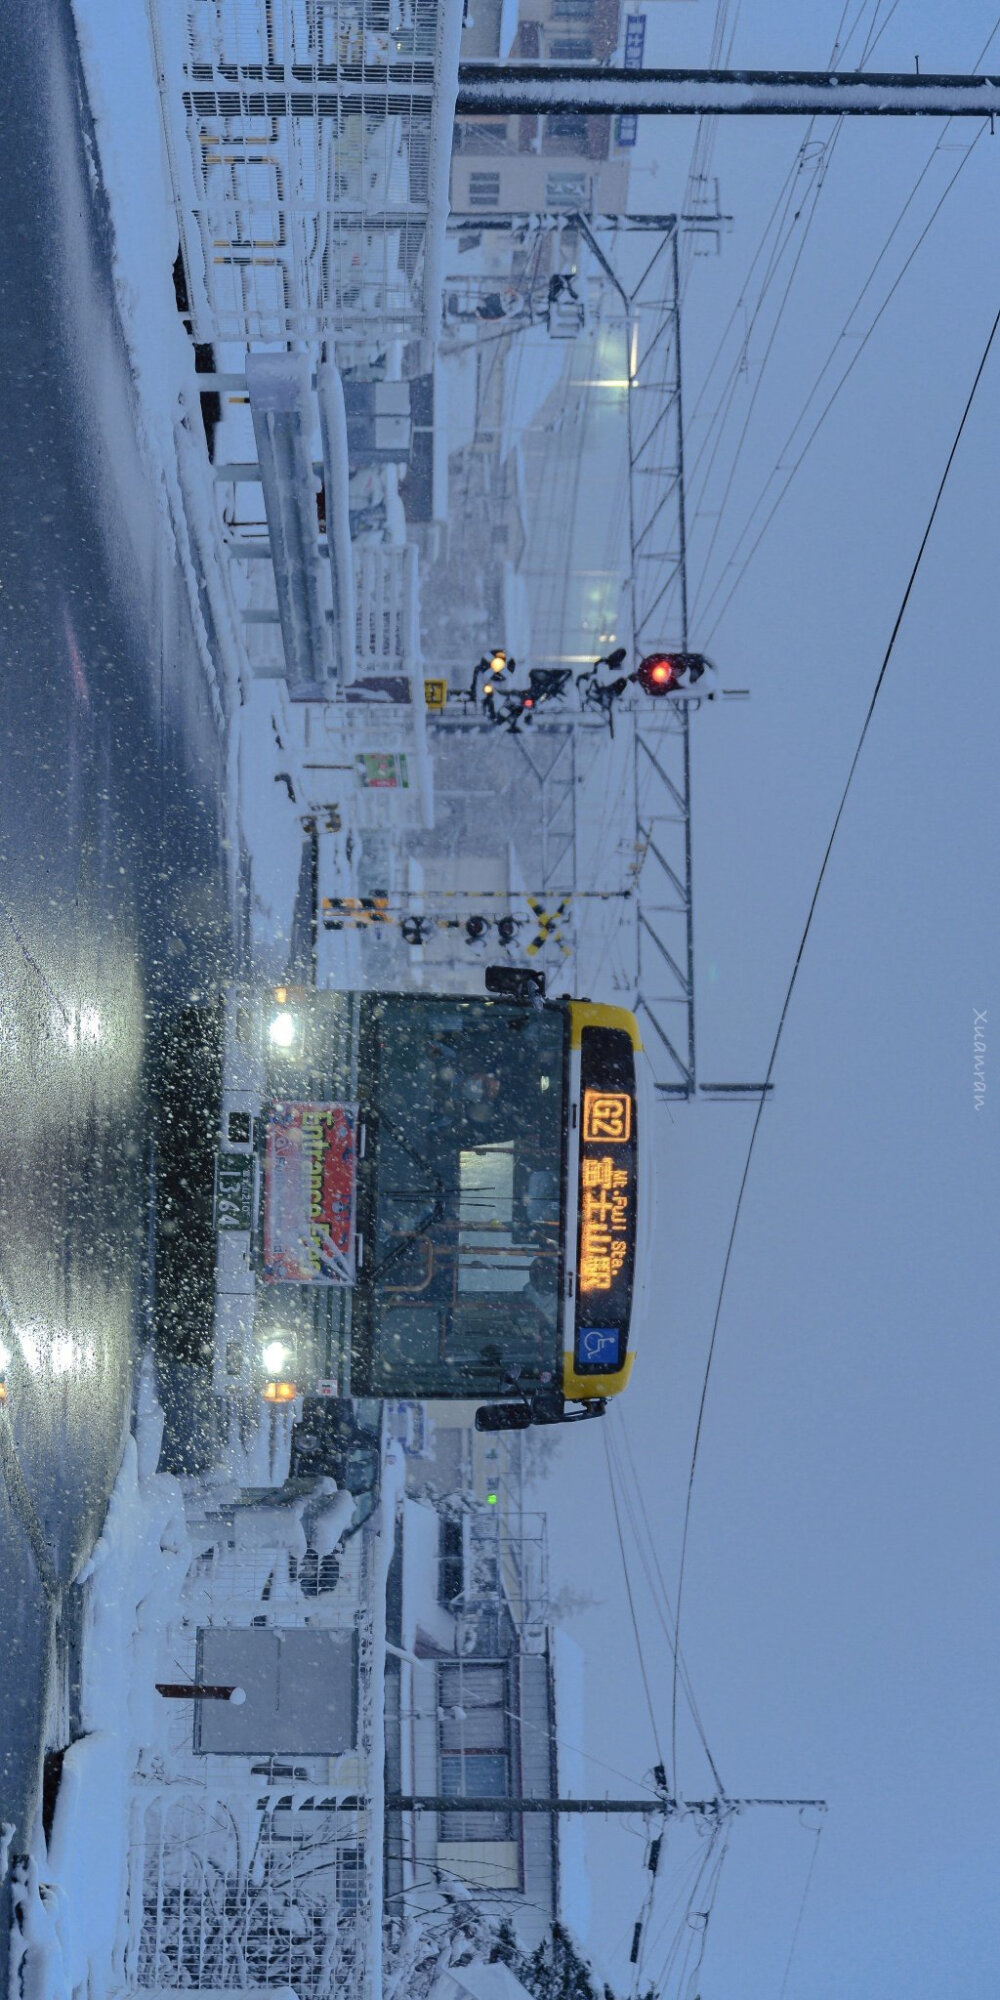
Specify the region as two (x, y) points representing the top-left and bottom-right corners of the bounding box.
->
(359, 996), (566, 1396)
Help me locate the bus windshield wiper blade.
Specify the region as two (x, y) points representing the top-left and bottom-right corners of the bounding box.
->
(371, 1116), (446, 1281)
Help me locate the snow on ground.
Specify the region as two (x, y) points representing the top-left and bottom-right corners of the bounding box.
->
(71, 0), (247, 900)
(236, 681), (312, 980)
(11, 1362), (191, 2000)
(71, 0), (190, 497)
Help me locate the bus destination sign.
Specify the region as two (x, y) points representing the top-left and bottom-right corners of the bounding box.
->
(574, 1036), (637, 1373)
(263, 1101), (358, 1286)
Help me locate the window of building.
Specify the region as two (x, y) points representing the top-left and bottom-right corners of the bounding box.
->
(549, 38), (593, 58)
(336, 1845), (365, 1915)
(468, 170), (501, 207)
(546, 113), (589, 147)
(552, 0), (593, 18)
(438, 1663), (511, 1840)
(455, 119), (509, 155)
(545, 172), (588, 208)
(439, 1515), (464, 1604)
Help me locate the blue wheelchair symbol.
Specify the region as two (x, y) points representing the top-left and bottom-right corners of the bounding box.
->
(578, 1327), (621, 1368)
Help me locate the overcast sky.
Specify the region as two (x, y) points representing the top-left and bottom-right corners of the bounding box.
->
(535, 4), (1000, 1995)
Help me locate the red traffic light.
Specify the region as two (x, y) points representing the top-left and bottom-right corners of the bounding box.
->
(636, 653), (679, 696)
(636, 651), (709, 696)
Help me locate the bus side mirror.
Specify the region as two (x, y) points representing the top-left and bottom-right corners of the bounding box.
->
(475, 1401), (533, 1432)
(485, 965), (546, 1002)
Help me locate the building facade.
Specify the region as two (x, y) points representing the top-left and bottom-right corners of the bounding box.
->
(452, 0), (631, 217)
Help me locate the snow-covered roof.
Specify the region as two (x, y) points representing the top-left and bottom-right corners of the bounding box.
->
(431, 1962), (538, 2000)
(401, 1496), (456, 1656)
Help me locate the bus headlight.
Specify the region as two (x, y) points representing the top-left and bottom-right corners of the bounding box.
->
(262, 1338), (292, 1377)
(268, 1010), (296, 1048)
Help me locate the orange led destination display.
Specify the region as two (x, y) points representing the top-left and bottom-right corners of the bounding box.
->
(579, 1153), (630, 1295)
(582, 1088), (631, 1145)
(575, 1059), (636, 1374)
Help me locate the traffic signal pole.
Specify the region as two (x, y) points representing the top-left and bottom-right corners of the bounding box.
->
(455, 63), (1000, 118)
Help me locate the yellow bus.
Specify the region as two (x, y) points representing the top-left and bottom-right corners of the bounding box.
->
(187, 979), (646, 1430)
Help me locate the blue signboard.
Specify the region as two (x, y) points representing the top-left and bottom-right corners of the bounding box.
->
(624, 13), (647, 63)
(576, 1327), (623, 1372)
(616, 13), (646, 148)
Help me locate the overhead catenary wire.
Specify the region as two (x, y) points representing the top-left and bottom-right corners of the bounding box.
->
(686, 0), (917, 606)
(609, 1422), (724, 1793)
(778, 1819), (825, 2000)
(685, 0), (892, 460)
(693, 5), (1000, 636)
(603, 1423), (670, 1782)
(670, 288), (1000, 1790)
(694, 120), (987, 638)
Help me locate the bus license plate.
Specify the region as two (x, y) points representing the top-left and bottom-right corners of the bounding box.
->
(215, 1154), (254, 1231)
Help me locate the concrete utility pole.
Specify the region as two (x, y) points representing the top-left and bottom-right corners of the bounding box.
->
(455, 63), (1000, 118)
(185, 64), (1000, 122)
(387, 1793), (827, 1816)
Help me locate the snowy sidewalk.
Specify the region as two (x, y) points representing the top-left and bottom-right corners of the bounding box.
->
(8, 1369), (190, 2000)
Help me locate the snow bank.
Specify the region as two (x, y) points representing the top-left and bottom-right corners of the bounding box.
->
(362, 1443), (406, 2000)
(70, 0), (245, 870)
(70, 0), (189, 497)
(36, 1373), (192, 2000)
(237, 682), (312, 978)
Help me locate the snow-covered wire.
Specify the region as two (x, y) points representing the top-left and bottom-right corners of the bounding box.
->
(685, 0), (903, 609)
(603, 1423), (670, 1780)
(694, 7), (1000, 638)
(608, 1424), (723, 1794)
(777, 1820), (825, 2000)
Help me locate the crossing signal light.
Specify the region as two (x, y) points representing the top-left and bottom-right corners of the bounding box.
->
(636, 652), (709, 696)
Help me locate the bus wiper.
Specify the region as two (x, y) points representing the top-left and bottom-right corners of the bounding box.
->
(371, 1116), (446, 1282)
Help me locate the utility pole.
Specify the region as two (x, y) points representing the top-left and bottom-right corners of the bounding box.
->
(184, 65), (1000, 122)
(455, 62), (1000, 118)
(387, 1792), (826, 1817)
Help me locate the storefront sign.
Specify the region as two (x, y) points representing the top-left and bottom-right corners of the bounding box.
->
(356, 752), (409, 790)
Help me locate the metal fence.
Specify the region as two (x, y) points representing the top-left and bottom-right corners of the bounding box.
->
(147, 0), (463, 347)
(355, 542), (419, 676)
(123, 1506), (383, 2000)
(126, 1782), (371, 2000)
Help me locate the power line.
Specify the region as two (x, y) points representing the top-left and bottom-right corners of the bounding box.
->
(604, 1423), (670, 1780)
(686, 0), (920, 614)
(694, 123), (986, 635)
(608, 1423), (724, 1793)
(670, 288), (1000, 1788)
(694, 6), (1000, 635)
(778, 1820), (825, 2000)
